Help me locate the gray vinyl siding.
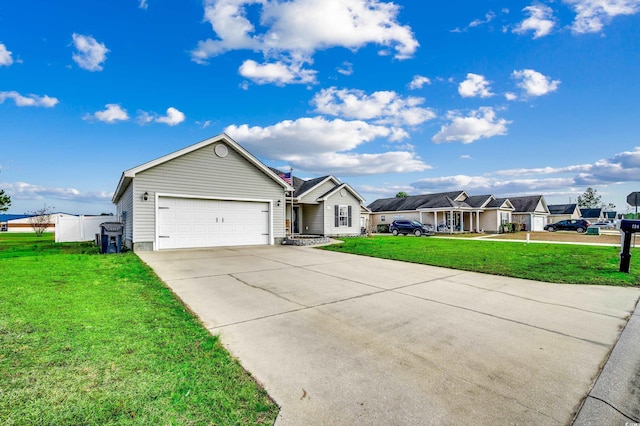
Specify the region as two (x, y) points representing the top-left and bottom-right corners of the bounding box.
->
(299, 180), (337, 204)
(324, 191), (361, 236)
(302, 204), (324, 234)
(117, 182), (134, 248)
(132, 142), (286, 247)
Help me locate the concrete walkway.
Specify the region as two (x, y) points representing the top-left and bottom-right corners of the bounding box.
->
(138, 245), (639, 425)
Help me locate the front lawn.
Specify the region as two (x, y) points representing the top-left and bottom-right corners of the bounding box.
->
(321, 236), (639, 286)
(0, 233), (278, 425)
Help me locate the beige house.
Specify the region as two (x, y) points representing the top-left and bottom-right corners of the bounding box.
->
(368, 191), (515, 234)
(547, 204), (581, 223)
(509, 195), (550, 231)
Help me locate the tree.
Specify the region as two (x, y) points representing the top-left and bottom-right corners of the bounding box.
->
(577, 187), (601, 209)
(395, 191), (408, 198)
(26, 205), (55, 237)
(0, 189), (10, 212)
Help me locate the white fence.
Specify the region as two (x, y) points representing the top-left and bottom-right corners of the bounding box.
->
(55, 215), (112, 243)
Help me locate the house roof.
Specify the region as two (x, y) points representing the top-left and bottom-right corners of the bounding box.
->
(548, 204), (578, 215)
(112, 133), (294, 203)
(485, 198), (514, 209)
(317, 183), (366, 203)
(508, 195), (548, 214)
(465, 194), (494, 208)
(294, 175), (334, 198)
(580, 208), (602, 218)
(367, 191), (467, 212)
(0, 214), (30, 222)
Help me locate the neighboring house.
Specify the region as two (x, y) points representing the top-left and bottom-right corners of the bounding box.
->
(547, 204), (581, 223)
(113, 134), (293, 251)
(282, 171), (365, 237)
(0, 213), (70, 233)
(580, 208), (603, 222)
(509, 195), (550, 231)
(112, 133), (365, 251)
(367, 191), (514, 233)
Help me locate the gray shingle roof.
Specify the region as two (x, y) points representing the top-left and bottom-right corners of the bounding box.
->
(268, 167), (335, 198)
(465, 195), (493, 208)
(367, 191), (466, 212)
(548, 204), (577, 215)
(486, 198), (510, 208)
(509, 195), (544, 213)
(580, 208), (602, 218)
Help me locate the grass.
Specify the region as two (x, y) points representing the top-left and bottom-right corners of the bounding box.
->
(0, 233), (278, 425)
(321, 235), (640, 286)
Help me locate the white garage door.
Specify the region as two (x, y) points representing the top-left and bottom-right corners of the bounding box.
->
(157, 197), (270, 250)
(533, 216), (545, 232)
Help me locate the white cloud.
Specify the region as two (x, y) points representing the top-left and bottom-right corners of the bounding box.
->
(289, 151), (430, 176)
(224, 115), (428, 175)
(337, 61), (353, 76)
(411, 175), (576, 195)
(564, 0), (640, 33)
(155, 107), (185, 126)
(139, 0), (148, 9)
(458, 73), (494, 98)
(238, 59), (317, 85)
(432, 107), (510, 144)
(505, 92), (518, 101)
(460, 155), (473, 160)
(408, 75), (431, 90)
(2, 181), (113, 203)
(72, 34), (109, 71)
(191, 0), (418, 84)
(311, 87), (436, 126)
(84, 104), (129, 123)
(512, 69), (560, 97)
(0, 91), (59, 107)
(0, 43), (13, 67)
(469, 11), (496, 27)
(513, 4), (556, 38)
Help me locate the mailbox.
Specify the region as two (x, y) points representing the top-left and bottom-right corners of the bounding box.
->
(619, 219), (640, 273)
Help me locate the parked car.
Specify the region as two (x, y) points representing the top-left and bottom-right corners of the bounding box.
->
(544, 219), (591, 233)
(389, 220), (434, 237)
(590, 221), (614, 229)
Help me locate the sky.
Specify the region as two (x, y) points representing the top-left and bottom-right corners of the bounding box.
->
(1, 0), (640, 216)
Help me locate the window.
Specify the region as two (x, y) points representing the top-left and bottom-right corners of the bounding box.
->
(500, 212), (509, 224)
(334, 205), (352, 227)
(339, 205), (349, 226)
(381, 215), (386, 222)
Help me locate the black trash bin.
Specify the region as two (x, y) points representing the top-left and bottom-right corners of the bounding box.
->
(100, 222), (124, 254)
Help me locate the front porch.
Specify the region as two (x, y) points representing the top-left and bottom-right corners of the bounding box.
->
(418, 208), (484, 234)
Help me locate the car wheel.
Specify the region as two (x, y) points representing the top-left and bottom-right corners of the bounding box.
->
(392, 229), (399, 236)
(414, 229), (422, 237)
(577, 227), (586, 233)
(547, 226), (556, 232)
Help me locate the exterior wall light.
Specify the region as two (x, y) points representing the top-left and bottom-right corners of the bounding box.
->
(143, 191), (149, 201)
(277, 199), (281, 207)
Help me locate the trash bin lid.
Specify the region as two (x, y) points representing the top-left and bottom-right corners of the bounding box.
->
(101, 222), (124, 232)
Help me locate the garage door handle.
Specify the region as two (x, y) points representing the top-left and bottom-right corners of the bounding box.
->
(159, 236), (170, 238)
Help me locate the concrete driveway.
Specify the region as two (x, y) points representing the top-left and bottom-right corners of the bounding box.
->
(138, 245), (639, 425)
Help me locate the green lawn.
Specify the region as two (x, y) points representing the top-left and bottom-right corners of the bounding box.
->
(0, 233), (278, 425)
(321, 236), (639, 286)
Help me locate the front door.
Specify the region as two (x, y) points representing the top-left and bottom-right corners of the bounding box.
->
(293, 206), (300, 234)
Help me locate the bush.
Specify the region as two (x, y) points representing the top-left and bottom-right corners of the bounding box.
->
(377, 224), (390, 233)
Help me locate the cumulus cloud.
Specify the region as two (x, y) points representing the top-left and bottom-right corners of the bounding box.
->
(72, 33), (109, 71)
(458, 73), (494, 98)
(407, 147), (640, 200)
(84, 104), (129, 123)
(513, 4), (556, 38)
(191, 0), (418, 85)
(224, 116), (428, 175)
(408, 75), (431, 90)
(337, 61), (353, 76)
(2, 181), (113, 203)
(139, 0), (148, 9)
(432, 107), (510, 144)
(311, 87), (436, 126)
(512, 69), (560, 97)
(564, 0), (640, 33)
(137, 107), (186, 126)
(0, 43), (13, 67)
(238, 59), (317, 85)
(0, 91), (59, 107)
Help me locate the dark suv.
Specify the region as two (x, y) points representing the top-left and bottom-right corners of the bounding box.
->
(389, 220), (434, 237)
(544, 219), (591, 233)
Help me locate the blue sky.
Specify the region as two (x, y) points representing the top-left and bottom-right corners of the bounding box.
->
(1, 0), (640, 215)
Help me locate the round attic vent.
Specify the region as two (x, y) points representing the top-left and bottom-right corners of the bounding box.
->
(340, 188), (347, 197)
(214, 143), (229, 158)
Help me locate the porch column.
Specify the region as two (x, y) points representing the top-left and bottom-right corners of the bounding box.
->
(434, 211), (437, 230)
(449, 209), (453, 234)
(476, 211), (480, 232)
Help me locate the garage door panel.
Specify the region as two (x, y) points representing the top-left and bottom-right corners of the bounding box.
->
(157, 197), (270, 250)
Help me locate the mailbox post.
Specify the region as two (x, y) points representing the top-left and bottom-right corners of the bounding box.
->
(619, 219), (640, 273)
